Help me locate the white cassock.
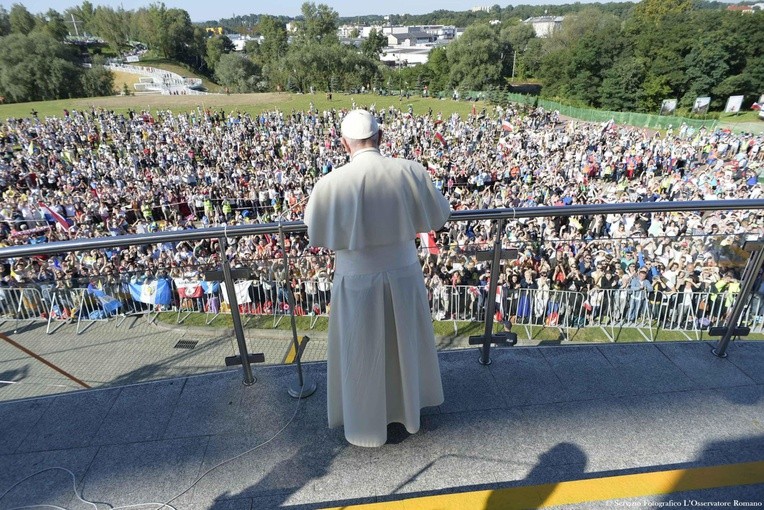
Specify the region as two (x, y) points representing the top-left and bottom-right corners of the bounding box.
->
(304, 147), (451, 447)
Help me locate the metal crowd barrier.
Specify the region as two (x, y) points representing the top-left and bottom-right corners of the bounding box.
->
(0, 287), (48, 333)
(428, 285), (754, 343)
(171, 277), (332, 330)
(1, 199), (763, 382)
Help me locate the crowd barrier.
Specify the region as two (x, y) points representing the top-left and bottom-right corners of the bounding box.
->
(1, 276), (759, 342)
(429, 285), (754, 342)
(173, 277), (332, 330)
(0, 288), (48, 333)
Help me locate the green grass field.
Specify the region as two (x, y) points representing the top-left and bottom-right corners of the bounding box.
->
(154, 311), (761, 346)
(0, 89), (482, 121)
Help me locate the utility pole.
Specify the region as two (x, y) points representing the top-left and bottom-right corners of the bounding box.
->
(511, 49), (517, 80)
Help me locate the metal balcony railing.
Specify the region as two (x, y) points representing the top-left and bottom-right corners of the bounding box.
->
(1, 199), (764, 388)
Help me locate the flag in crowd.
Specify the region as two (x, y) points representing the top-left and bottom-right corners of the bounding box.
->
(86, 283), (122, 315)
(200, 281), (219, 294)
(38, 202), (71, 232)
(175, 279), (220, 298)
(495, 286), (503, 322)
(128, 279), (172, 305)
(434, 132), (447, 149)
(175, 279), (204, 298)
(419, 231), (439, 256)
(600, 119), (615, 135)
(221, 281), (252, 304)
(501, 120), (513, 131)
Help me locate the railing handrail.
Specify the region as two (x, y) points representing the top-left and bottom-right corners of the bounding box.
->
(0, 199), (762, 259)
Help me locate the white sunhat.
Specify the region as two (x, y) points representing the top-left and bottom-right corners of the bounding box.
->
(341, 109), (379, 140)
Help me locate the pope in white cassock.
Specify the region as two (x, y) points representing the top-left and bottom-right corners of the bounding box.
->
(304, 109), (451, 447)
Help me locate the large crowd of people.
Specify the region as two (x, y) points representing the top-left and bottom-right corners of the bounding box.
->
(1, 101), (763, 325)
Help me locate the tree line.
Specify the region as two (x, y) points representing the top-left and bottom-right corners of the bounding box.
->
(393, 0), (762, 113)
(0, 3), (114, 103)
(0, 0), (761, 114)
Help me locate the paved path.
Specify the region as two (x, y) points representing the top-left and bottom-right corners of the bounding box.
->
(0, 341), (761, 509)
(0, 316), (535, 401)
(0, 318), (309, 401)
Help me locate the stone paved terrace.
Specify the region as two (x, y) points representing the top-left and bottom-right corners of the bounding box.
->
(0, 325), (763, 508)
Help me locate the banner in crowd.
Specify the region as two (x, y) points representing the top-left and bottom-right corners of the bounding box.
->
(174, 279), (220, 298)
(725, 95), (744, 113)
(692, 97), (711, 115)
(128, 279), (172, 305)
(9, 225), (51, 238)
(221, 281), (252, 304)
(87, 283), (122, 314)
(659, 99), (677, 116)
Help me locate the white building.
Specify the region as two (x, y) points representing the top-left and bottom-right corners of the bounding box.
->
(229, 34), (259, 52)
(380, 47), (433, 67)
(524, 16), (564, 38)
(386, 29), (435, 47)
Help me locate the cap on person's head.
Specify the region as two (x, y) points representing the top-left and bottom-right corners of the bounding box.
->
(341, 109), (378, 140)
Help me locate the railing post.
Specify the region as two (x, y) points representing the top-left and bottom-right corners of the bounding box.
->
(479, 218), (505, 365)
(278, 222), (317, 399)
(713, 239), (764, 358)
(218, 236), (255, 385)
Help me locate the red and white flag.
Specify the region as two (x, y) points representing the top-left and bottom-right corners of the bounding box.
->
(501, 120), (513, 131)
(434, 132), (447, 148)
(418, 231), (439, 256)
(495, 286), (504, 321)
(38, 202), (71, 232)
(174, 279), (203, 299)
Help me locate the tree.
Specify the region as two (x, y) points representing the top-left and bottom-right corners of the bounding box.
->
(537, 8), (624, 106)
(632, 0), (693, 25)
(90, 6), (132, 53)
(680, 34), (731, 107)
(295, 2), (339, 45)
(360, 28), (386, 59)
(9, 3), (36, 35)
(254, 15), (287, 66)
(205, 35), (235, 72)
(163, 8), (195, 62)
(189, 26), (208, 70)
(599, 56), (647, 112)
(64, 1), (96, 36)
(424, 46), (450, 93)
(81, 65), (115, 97)
(446, 23), (506, 90)
(0, 32), (82, 102)
(39, 9), (69, 41)
(214, 53), (262, 92)
(499, 21), (535, 79)
(349, 27), (359, 38)
(0, 7), (10, 37)
(133, 4), (194, 61)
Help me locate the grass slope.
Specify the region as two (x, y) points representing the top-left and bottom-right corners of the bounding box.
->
(0, 91), (481, 120)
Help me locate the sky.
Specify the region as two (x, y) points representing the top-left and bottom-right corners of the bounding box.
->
(1, 0), (677, 22)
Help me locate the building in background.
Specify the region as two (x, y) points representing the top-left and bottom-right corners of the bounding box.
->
(524, 15), (564, 38)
